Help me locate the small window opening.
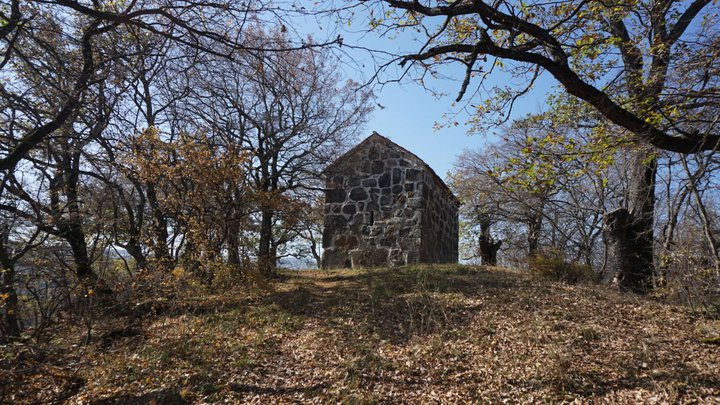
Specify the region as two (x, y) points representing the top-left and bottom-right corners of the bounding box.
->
(369, 211), (375, 225)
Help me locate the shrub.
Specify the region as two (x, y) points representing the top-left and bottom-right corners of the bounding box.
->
(530, 250), (598, 284)
(655, 262), (720, 318)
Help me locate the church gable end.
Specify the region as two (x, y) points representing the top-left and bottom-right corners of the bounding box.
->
(321, 132), (459, 269)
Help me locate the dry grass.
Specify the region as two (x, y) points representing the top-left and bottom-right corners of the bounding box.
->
(2, 265), (719, 403)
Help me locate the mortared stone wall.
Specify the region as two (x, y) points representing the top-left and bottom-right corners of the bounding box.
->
(321, 133), (459, 269)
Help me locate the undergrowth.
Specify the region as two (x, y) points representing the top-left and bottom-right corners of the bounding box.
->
(530, 250), (598, 284)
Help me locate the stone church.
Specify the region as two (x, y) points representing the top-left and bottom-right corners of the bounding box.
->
(321, 132), (459, 269)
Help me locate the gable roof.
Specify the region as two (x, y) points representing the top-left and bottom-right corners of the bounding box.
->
(324, 132), (460, 205)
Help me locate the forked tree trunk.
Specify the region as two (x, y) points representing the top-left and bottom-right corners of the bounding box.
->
(604, 149), (657, 293)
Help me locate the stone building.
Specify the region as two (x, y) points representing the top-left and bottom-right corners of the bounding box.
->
(321, 132), (459, 269)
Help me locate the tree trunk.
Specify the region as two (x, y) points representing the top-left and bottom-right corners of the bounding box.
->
(309, 236), (322, 269)
(227, 226), (241, 267)
(0, 262), (21, 340)
(527, 211), (543, 259)
(146, 182), (171, 268)
(65, 223), (94, 281)
(604, 149), (656, 293)
(55, 146), (111, 296)
(124, 239), (147, 272)
(478, 217), (502, 266)
(227, 188), (244, 267)
(181, 232), (200, 273)
(258, 209), (275, 275)
(64, 223), (113, 297)
(583, 244), (593, 268)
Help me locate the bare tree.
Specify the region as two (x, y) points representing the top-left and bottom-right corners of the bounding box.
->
(0, 0), (338, 174)
(187, 27), (373, 274)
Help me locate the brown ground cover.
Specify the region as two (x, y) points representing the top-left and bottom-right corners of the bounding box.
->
(2, 265), (719, 404)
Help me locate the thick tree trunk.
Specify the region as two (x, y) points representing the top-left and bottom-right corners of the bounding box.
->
(604, 149), (657, 293)
(258, 209), (275, 275)
(478, 218), (501, 266)
(124, 240), (147, 272)
(181, 233), (199, 272)
(1, 224), (23, 340)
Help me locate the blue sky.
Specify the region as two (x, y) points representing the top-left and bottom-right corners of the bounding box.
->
(362, 71), (556, 177)
(292, 6), (559, 177)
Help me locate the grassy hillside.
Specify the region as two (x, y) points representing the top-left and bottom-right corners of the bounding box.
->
(3, 265), (719, 403)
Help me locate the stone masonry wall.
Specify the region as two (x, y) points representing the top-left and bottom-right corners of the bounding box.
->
(322, 139), (426, 269)
(420, 170), (459, 263)
(321, 134), (459, 269)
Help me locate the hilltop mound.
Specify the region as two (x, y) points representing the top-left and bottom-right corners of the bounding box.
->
(3, 265), (719, 403)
